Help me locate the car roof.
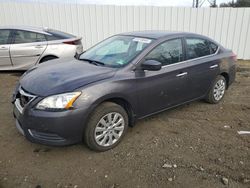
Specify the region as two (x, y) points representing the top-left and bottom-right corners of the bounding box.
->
(120, 31), (203, 39)
(0, 25), (51, 35)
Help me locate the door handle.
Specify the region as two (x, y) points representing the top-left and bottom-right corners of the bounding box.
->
(210, 64), (218, 69)
(176, 72), (188, 77)
(35, 45), (43, 49)
(0, 47), (8, 50)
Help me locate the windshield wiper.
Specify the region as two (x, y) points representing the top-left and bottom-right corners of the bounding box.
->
(79, 58), (105, 66)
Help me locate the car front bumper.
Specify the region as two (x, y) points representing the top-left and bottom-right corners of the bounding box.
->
(13, 99), (89, 146)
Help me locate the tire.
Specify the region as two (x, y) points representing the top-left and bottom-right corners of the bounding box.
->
(205, 75), (227, 104)
(39, 56), (57, 63)
(84, 102), (128, 152)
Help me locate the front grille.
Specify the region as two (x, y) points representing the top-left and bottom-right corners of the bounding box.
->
(20, 94), (30, 107)
(16, 88), (36, 108)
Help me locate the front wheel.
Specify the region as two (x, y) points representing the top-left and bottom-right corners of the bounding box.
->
(84, 102), (128, 151)
(205, 75), (227, 104)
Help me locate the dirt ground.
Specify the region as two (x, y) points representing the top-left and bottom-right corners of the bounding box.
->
(0, 61), (250, 188)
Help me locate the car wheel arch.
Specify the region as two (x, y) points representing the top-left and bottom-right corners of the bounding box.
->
(204, 72), (229, 100)
(86, 95), (136, 128)
(220, 72), (229, 89)
(104, 97), (136, 127)
(39, 55), (58, 64)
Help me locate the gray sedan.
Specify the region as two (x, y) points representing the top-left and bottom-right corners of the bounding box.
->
(0, 26), (83, 70)
(13, 31), (236, 151)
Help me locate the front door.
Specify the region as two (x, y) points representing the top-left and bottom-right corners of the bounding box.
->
(0, 29), (12, 68)
(135, 38), (190, 117)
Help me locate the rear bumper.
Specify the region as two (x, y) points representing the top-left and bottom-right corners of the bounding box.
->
(13, 103), (89, 146)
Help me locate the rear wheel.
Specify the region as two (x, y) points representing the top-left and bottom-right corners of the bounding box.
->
(205, 75), (227, 104)
(84, 102), (128, 151)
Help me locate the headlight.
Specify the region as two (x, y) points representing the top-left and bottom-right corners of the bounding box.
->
(36, 92), (81, 110)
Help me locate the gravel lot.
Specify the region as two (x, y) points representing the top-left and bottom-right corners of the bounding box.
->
(0, 61), (250, 188)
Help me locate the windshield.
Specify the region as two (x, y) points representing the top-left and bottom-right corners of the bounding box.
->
(79, 35), (154, 68)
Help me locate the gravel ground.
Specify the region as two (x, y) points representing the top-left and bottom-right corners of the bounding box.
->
(0, 61), (250, 188)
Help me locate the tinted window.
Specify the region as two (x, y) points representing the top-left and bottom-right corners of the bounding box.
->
(0, 30), (11, 45)
(14, 30), (46, 44)
(46, 29), (75, 41)
(145, 39), (183, 66)
(45, 34), (61, 41)
(210, 42), (218, 54)
(186, 38), (211, 59)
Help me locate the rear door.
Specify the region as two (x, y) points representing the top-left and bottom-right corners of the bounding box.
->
(10, 30), (47, 69)
(0, 29), (12, 68)
(183, 37), (220, 100)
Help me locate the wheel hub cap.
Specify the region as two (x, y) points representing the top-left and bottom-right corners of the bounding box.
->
(213, 79), (226, 101)
(94, 112), (125, 147)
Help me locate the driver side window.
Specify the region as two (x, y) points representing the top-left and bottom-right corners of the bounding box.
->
(145, 39), (183, 66)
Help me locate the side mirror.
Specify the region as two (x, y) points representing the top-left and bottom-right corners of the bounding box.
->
(141, 60), (162, 71)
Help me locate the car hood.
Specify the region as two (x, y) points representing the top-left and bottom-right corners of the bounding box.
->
(20, 59), (116, 96)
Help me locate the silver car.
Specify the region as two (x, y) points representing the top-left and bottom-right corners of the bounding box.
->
(0, 26), (83, 70)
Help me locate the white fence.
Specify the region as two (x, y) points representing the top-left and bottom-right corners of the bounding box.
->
(0, 2), (250, 59)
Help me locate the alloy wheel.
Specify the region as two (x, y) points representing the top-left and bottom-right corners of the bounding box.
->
(213, 79), (226, 101)
(94, 112), (125, 147)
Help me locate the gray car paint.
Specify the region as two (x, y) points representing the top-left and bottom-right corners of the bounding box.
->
(13, 31), (236, 146)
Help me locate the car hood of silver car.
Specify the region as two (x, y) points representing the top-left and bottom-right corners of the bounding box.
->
(19, 58), (117, 96)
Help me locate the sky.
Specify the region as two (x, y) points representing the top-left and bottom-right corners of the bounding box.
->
(2, 0), (232, 7)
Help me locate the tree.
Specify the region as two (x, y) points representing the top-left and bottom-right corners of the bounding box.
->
(192, 0), (217, 7)
(208, 0), (218, 7)
(220, 0), (250, 7)
(236, 0), (250, 7)
(193, 0), (205, 7)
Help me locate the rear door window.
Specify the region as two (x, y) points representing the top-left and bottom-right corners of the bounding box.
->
(185, 38), (211, 60)
(0, 30), (11, 45)
(209, 42), (218, 54)
(13, 30), (46, 44)
(45, 34), (62, 41)
(46, 30), (75, 41)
